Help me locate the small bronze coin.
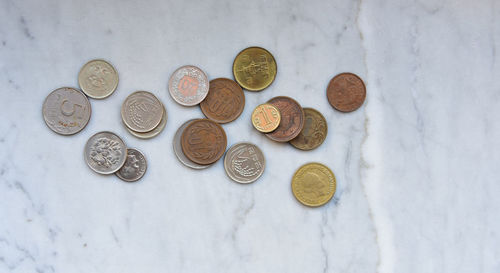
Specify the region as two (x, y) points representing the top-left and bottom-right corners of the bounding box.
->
(327, 72), (366, 112)
(181, 119), (227, 165)
(292, 162), (336, 207)
(265, 96), (305, 142)
(289, 108), (328, 150)
(200, 78), (245, 123)
(251, 103), (281, 133)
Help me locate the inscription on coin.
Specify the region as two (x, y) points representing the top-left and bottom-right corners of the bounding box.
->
(292, 163), (336, 207)
(224, 143), (265, 184)
(173, 119), (211, 169)
(84, 131), (127, 175)
(200, 78), (245, 123)
(265, 96), (305, 142)
(78, 59), (118, 99)
(42, 87), (91, 135)
(181, 119), (227, 165)
(233, 47), (277, 91)
(168, 65), (209, 106)
(327, 72), (366, 112)
(290, 108), (328, 150)
(121, 91), (164, 133)
(126, 103), (167, 139)
(115, 148), (147, 182)
(251, 103), (281, 133)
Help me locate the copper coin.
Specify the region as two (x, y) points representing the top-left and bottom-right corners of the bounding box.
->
(265, 96), (305, 142)
(181, 119), (227, 165)
(327, 72), (366, 112)
(289, 108), (328, 150)
(200, 78), (245, 123)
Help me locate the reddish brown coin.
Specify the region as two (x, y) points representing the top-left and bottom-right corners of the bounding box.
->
(265, 96), (305, 142)
(327, 72), (366, 112)
(200, 78), (245, 123)
(181, 119), (227, 165)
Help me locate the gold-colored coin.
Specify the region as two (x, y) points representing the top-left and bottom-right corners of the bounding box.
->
(251, 103), (281, 133)
(289, 108), (328, 150)
(291, 163), (336, 207)
(125, 103), (167, 139)
(233, 47), (277, 91)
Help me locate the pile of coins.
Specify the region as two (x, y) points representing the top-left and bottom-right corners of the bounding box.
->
(42, 45), (367, 207)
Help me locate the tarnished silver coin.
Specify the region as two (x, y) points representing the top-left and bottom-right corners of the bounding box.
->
(115, 148), (147, 182)
(78, 59), (118, 99)
(84, 131), (127, 175)
(121, 91), (164, 133)
(168, 65), (209, 106)
(42, 87), (91, 135)
(224, 142), (265, 184)
(125, 102), (167, 139)
(173, 119), (211, 170)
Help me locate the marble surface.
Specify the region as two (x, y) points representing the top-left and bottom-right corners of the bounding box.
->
(1, 0), (499, 272)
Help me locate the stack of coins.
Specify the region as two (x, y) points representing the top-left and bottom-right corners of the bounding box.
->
(121, 91), (167, 139)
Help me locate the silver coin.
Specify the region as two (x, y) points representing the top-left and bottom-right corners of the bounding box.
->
(42, 87), (91, 135)
(115, 148), (147, 182)
(84, 131), (127, 175)
(168, 65), (209, 106)
(121, 91), (164, 133)
(78, 59), (119, 99)
(125, 102), (167, 139)
(224, 142), (265, 184)
(173, 119), (211, 169)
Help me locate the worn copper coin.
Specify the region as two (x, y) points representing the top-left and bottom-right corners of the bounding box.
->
(78, 59), (119, 99)
(84, 131), (127, 175)
(121, 91), (164, 133)
(173, 119), (211, 170)
(115, 148), (147, 182)
(265, 96), (305, 142)
(290, 108), (328, 150)
(327, 72), (366, 112)
(181, 119), (227, 165)
(200, 78), (245, 123)
(251, 103), (281, 133)
(291, 162), (336, 207)
(233, 47), (277, 91)
(224, 142), (265, 184)
(168, 65), (209, 106)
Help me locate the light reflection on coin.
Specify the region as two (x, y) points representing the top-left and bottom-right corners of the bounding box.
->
(84, 131), (127, 175)
(115, 148), (147, 182)
(224, 142), (265, 184)
(121, 91), (164, 133)
(291, 162), (336, 207)
(42, 87), (91, 135)
(125, 103), (167, 139)
(78, 59), (118, 99)
(289, 108), (327, 150)
(173, 119), (211, 170)
(168, 65), (209, 106)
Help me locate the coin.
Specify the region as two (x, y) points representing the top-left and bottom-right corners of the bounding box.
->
(224, 142), (265, 184)
(291, 163), (336, 207)
(121, 91), (164, 133)
(78, 59), (119, 99)
(265, 96), (305, 142)
(173, 119), (211, 169)
(125, 102), (167, 139)
(233, 47), (277, 91)
(115, 148), (147, 182)
(251, 103), (281, 133)
(181, 119), (227, 165)
(327, 72), (366, 112)
(42, 87), (91, 135)
(84, 131), (127, 175)
(200, 78), (245, 123)
(289, 108), (328, 150)
(168, 65), (209, 106)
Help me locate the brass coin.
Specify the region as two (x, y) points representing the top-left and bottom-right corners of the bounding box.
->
(181, 119), (227, 165)
(291, 163), (336, 207)
(200, 78), (245, 123)
(265, 96), (305, 142)
(232, 47), (277, 91)
(251, 103), (281, 133)
(78, 59), (119, 99)
(327, 72), (366, 112)
(289, 108), (328, 150)
(125, 102), (167, 139)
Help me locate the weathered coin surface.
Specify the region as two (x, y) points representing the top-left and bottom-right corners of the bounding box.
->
(289, 108), (328, 150)
(173, 119), (211, 169)
(115, 148), (147, 182)
(224, 142), (265, 184)
(233, 47), (277, 91)
(84, 131), (127, 175)
(266, 96), (305, 142)
(181, 119), (227, 165)
(251, 103), (281, 133)
(78, 59), (118, 99)
(327, 72), (366, 112)
(168, 65), (209, 106)
(121, 91), (164, 133)
(42, 87), (91, 135)
(125, 102), (167, 139)
(200, 78), (245, 123)
(291, 162), (336, 207)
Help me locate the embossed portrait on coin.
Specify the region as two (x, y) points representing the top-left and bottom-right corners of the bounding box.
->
(120, 154), (140, 178)
(301, 172), (327, 198)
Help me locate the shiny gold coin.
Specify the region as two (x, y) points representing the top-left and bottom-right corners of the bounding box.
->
(233, 47), (277, 91)
(125, 103), (167, 139)
(251, 103), (281, 133)
(289, 108), (328, 150)
(291, 163), (336, 207)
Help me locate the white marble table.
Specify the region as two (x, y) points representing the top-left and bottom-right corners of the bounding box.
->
(1, 0), (499, 272)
